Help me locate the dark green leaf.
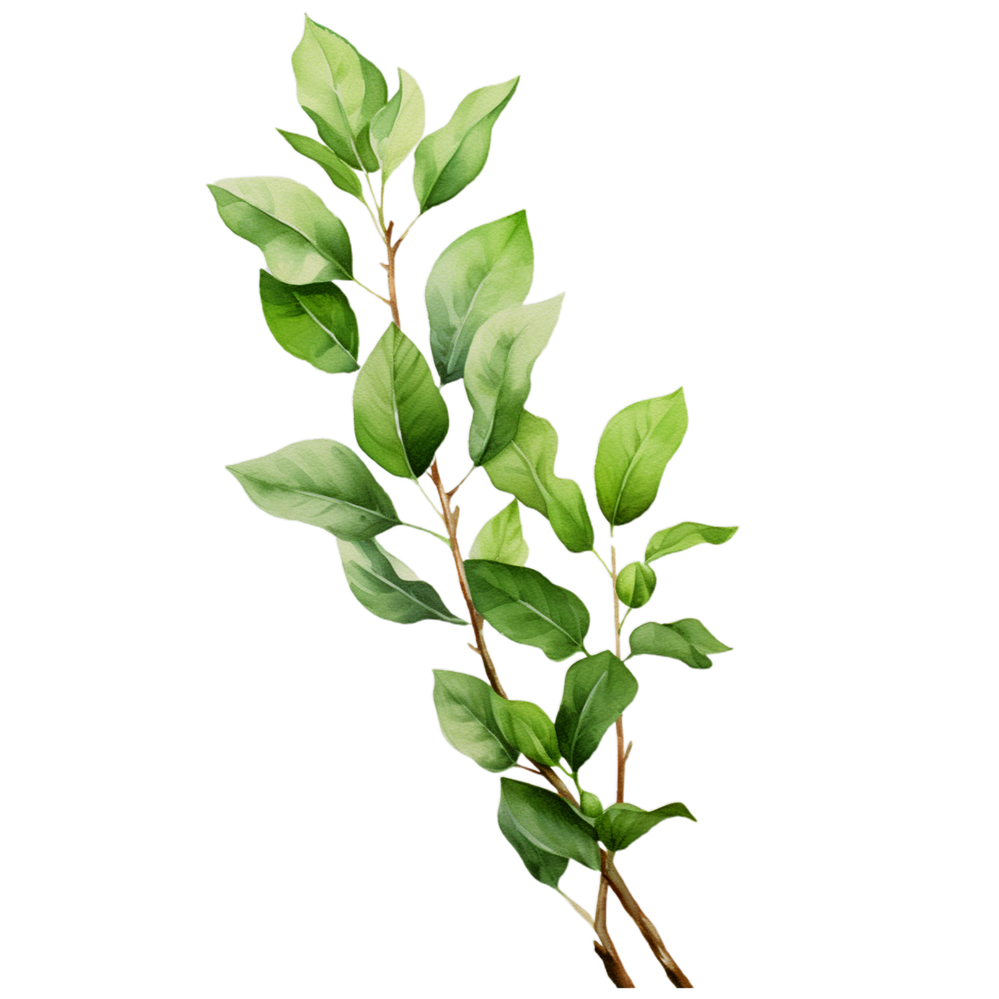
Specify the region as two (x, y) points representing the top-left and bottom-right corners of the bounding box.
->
(291, 17), (386, 171)
(615, 562), (657, 609)
(370, 69), (425, 179)
(353, 324), (449, 478)
(645, 522), (739, 562)
(413, 77), (519, 211)
(555, 651), (638, 772)
(482, 411), (593, 553)
(208, 177), (353, 284)
(498, 778), (600, 870)
(258, 270), (359, 373)
(276, 129), (364, 201)
(628, 619), (732, 669)
(337, 539), (465, 624)
(579, 791), (604, 818)
(469, 500), (529, 566)
(498, 798), (569, 889)
(432, 670), (518, 772)
(492, 697), (561, 766)
(465, 296), (564, 466)
(464, 560), (589, 661)
(426, 211), (534, 384)
(226, 439), (399, 538)
(596, 801), (696, 852)
(594, 388), (688, 526)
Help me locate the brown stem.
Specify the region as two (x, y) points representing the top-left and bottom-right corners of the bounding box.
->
(594, 851), (634, 988)
(384, 221), (402, 328)
(604, 854), (693, 987)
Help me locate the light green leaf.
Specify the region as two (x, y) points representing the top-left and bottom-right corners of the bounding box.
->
(258, 270), (359, 373)
(491, 696), (561, 767)
(426, 211), (534, 384)
(628, 618), (732, 669)
(579, 791), (604, 818)
(353, 324), (449, 478)
(465, 296), (564, 466)
(208, 177), (353, 285)
(292, 16), (386, 171)
(594, 388), (688, 527)
(276, 129), (364, 201)
(433, 670), (518, 771)
(498, 798), (568, 889)
(645, 522), (739, 562)
(555, 651), (638, 773)
(482, 411), (594, 554)
(498, 778), (601, 871)
(226, 439), (399, 538)
(464, 559), (589, 661)
(469, 500), (529, 566)
(595, 802), (696, 852)
(615, 562), (657, 609)
(370, 69), (425, 179)
(413, 77), (519, 211)
(338, 539), (464, 624)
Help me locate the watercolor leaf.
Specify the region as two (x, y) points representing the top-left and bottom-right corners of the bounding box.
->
(491, 695), (561, 767)
(469, 500), (529, 566)
(595, 802), (696, 852)
(644, 522), (739, 562)
(498, 797), (569, 889)
(433, 670), (519, 771)
(615, 562), (657, 609)
(370, 69), (425, 179)
(276, 129), (365, 201)
(628, 619), (732, 669)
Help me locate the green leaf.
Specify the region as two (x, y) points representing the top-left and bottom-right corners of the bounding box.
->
(413, 77), (519, 211)
(426, 211), (534, 384)
(465, 296), (564, 465)
(498, 798), (569, 889)
(208, 177), (353, 285)
(628, 618), (732, 669)
(433, 670), (518, 772)
(645, 522), (739, 562)
(226, 439), (399, 538)
(579, 791), (604, 819)
(464, 560), (589, 661)
(469, 500), (529, 566)
(292, 17), (386, 171)
(482, 411), (594, 554)
(491, 696), (561, 766)
(594, 388), (688, 527)
(595, 801), (696, 852)
(352, 324), (449, 478)
(276, 129), (364, 201)
(615, 562), (657, 609)
(258, 271), (359, 374)
(370, 69), (425, 179)
(337, 538), (465, 624)
(555, 651), (638, 772)
(498, 778), (601, 870)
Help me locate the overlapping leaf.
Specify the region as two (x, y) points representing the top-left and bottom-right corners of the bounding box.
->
(208, 177), (352, 284)
(465, 296), (564, 465)
(414, 77), (519, 211)
(498, 778), (601, 870)
(595, 388), (688, 526)
(596, 802), (696, 852)
(469, 500), (529, 566)
(464, 560), (589, 661)
(482, 411), (593, 553)
(258, 271), (359, 373)
(292, 16), (387, 171)
(370, 69), (425, 179)
(492, 698), (560, 767)
(426, 211), (534, 384)
(353, 324), (448, 478)
(433, 670), (518, 772)
(276, 129), (364, 201)
(628, 618), (731, 669)
(555, 652), (638, 773)
(338, 539), (464, 624)
(226, 439), (398, 538)
(615, 562), (657, 609)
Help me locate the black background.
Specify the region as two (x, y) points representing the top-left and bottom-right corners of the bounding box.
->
(199, 8), (758, 988)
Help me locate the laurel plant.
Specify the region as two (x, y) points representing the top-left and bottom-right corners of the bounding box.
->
(209, 15), (737, 989)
